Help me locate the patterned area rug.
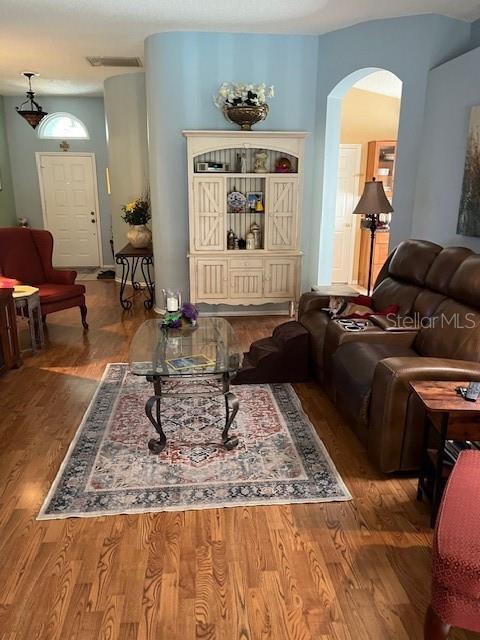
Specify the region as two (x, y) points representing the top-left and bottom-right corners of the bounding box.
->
(38, 364), (351, 519)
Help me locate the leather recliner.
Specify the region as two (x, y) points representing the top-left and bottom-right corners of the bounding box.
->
(298, 240), (480, 473)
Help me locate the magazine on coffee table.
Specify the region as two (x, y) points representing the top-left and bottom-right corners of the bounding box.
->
(166, 354), (215, 371)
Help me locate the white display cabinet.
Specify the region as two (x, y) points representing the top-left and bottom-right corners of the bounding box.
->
(183, 131), (306, 314)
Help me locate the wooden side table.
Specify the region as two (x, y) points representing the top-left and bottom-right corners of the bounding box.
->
(12, 285), (44, 354)
(115, 243), (155, 310)
(412, 381), (480, 527)
(0, 287), (21, 375)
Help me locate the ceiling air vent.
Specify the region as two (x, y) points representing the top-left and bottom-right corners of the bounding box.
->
(86, 56), (143, 68)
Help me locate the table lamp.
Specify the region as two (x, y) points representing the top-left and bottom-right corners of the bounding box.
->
(352, 178), (394, 295)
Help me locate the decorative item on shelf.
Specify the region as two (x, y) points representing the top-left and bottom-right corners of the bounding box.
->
(214, 82), (274, 130)
(17, 217), (29, 228)
(162, 301), (199, 330)
(195, 161), (230, 173)
(247, 191), (263, 212)
(162, 288), (182, 313)
(352, 177), (394, 295)
(238, 237), (247, 250)
(227, 229), (236, 250)
(250, 222), (261, 249)
(233, 237), (240, 250)
(236, 151), (247, 173)
(255, 198), (264, 213)
(121, 192), (152, 248)
(246, 231), (255, 250)
(254, 150), (268, 173)
(377, 167), (390, 176)
(275, 157), (292, 173)
(227, 187), (246, 212)
(15, 72), (48, 130)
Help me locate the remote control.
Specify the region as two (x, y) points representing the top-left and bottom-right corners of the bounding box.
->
(465, 381), (480, 402)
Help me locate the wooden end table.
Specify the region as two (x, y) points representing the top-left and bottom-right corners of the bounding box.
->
(412, 380), (480, 527)
(115, 243), (155, 310)
(13, 285), (44, 354)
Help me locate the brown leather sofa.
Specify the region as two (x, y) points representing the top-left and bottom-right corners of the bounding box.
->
(299, 239), (480, 473)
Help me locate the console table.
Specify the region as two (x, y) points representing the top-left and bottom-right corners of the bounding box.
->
(115, 243), (155, 310)
(412, 380), (480, 526)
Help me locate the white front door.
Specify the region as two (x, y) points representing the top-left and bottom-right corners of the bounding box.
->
(37, 153), (101, 267)
(332, 145), (361, 283)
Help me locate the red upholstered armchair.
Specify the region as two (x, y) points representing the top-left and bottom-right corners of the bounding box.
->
(0, 228), (88, 329)
(425, 450), (480, 638)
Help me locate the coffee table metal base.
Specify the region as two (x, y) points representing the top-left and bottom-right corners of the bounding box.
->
(145, 372), (239, 454)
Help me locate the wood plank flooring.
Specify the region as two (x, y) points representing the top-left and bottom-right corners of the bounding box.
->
(0, 280), (475, 639)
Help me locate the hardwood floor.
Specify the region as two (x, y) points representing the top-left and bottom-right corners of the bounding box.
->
(0, 280), (475, 640)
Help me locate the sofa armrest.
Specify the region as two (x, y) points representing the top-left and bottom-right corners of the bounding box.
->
(375, 357), (480, 384)
(46, 269), (78, 285)
(298, 292), (330, 319)
(368, 357), (480, 472)
(298, 291), (358, 319)
(369, 315), (420, 333)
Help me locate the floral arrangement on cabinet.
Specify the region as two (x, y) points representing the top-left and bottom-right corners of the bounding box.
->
(214, 82), (274, 130)
(121, 193), (152, 249)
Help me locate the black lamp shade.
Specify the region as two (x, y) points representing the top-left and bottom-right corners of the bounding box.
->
(353, 179), (394, 216)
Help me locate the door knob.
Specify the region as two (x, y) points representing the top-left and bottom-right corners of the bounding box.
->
(90, 211), (95, 216)
(91, 219), (96, 223)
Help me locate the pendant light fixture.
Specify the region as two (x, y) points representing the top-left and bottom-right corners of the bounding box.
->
(15, 72), (48, 129)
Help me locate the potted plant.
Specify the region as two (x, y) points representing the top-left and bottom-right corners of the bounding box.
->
(121, 193), (151, 249)
(214, 82), (274, 130)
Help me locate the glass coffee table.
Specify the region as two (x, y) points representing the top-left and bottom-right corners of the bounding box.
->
(129, 318), (243, 454)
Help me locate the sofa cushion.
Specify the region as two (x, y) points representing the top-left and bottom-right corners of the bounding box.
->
(412, 289), (446, 318)
(372, 278), (421, 316)
(388, 239), (442, 286)
(0, 228), (46, 284)
(414, 299), (480, 361)
(425, 246), (473, 294)
(38, 283), (86, 304)
(448, 254), (480, 310)
(332, 342), (417, 424)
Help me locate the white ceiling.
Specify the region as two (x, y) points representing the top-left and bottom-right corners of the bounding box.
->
(354, 71), (403, 99)
(1, 0), (479, 97)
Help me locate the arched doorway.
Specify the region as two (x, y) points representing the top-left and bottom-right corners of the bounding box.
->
(317, 68), (403, 286)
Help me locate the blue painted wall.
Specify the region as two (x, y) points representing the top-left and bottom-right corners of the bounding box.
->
(412, 45), (480, 251)
(145, 17), (472, 296)
(470, 18), (480, 48)
(145, 32), (319, 296)
(0, 97), (16, 227)
(311, 14), (471, 284)
(3, 96), (112, 263)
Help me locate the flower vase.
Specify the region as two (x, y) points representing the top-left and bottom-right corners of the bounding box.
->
(127, 224), (151, 249)
(223, 104), (269, 130)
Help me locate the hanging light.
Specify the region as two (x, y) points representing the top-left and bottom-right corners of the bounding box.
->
(15, 72), (48, 129)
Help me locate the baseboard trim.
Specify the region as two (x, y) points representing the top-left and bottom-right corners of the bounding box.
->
(152, 305), (290, 317)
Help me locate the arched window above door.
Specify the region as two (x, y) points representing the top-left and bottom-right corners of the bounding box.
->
(37, 112), (89, 140)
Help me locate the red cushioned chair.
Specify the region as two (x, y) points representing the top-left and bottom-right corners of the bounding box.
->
(425, 450), (480, 639)
(0, 227), (88, 329)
